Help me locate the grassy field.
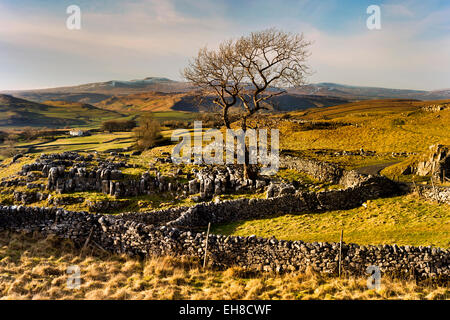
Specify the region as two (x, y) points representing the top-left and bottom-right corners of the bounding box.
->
(294, 99), (421, 119)
(212, 195), (450, 248)
(0, 232), (447, 300)
(0, 132), (136, 156)
(0, 108), (198, 160)
(36, 132), (136, 153)
(279, 100), (450, 155)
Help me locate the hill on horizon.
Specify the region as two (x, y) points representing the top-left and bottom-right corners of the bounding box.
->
(286, 98), (450, 120)
(4, 77), (450, 100)
(2, 77), (354, 113)
(2, 77), (450, 115)
(288, 83), (450, 100)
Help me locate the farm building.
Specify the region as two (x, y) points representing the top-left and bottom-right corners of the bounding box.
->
(69, 129), (91, 137)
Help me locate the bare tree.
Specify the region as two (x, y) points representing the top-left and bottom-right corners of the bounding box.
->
(183, 28), (312, 178)
(183, 40), (243, 129)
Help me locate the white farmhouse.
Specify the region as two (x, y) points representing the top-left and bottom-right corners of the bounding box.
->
(69, 129), (90, 137)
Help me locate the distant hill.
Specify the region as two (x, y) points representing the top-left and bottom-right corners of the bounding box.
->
(3, 77), (450, 113)
(288, 98), (450, 120)
(1, 77), (351, 112)
(12, 92), (112, 105)
(96, 92), (194, 112)
(2, 77), (194, 105)
(288, 83), (450, 100)
(429, 88), (450, 98)
(93, 90), (351, 113)
(0, 95), (122, 128)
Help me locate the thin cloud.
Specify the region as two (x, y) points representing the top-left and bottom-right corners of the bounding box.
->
(0, 0), (449, 90)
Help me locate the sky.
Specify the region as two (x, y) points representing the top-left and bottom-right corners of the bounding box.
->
(0, 0), (449, 91)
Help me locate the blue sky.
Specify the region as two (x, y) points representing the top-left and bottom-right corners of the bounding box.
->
(1, 0), (449, 90)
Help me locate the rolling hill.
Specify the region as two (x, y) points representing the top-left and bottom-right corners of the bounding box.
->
(296, 98), (450, 120)
(3, 77), (194, 105)
(3, 77), (450, 114)
(94, 91), (351, 113)
(278, 98), (450, 155)
(288, 83), (450, 100)
(0, 95), (123, 128)
(293, 99), (424, 120)
(3, 77), (352, 112)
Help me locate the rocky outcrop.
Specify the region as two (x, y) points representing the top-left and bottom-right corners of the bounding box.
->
(189, 166), (270, 200)
(0, 151), (445, 281)
(18, 153), (278, 200)
(415, 145), (450, 181)
(421, 104), (450, 112)
(0, 178), (27, 188)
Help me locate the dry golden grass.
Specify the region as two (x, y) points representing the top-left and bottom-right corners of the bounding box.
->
(279, 101), (450, 154)
(96, 92), (192, 112)
(0, 232), (448, 300)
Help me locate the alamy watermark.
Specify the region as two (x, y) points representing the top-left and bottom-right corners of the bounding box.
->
(366, 265), (381, 290)
(66, 5), (81, 30)
(67, 265), (81, 289)
(171, 121), (279, 175)
(366, 5), (381, 30)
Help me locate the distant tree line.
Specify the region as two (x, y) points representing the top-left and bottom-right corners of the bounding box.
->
(101, 119), (137, 132)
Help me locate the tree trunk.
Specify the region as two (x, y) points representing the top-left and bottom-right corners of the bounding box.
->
(241, 115), (257, 181)
(222, 106), (231, 129)
(243, 132), (257, 181)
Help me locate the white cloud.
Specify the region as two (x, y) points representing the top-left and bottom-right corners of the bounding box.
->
(0, 0), (448, 90)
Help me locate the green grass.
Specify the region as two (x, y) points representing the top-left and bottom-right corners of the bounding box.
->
(46, 191), (197, 214)
(275, 169), (318, 184)
(19, 132), (136, 154)
(212, 195), (450, 248)
(0, 156), (36, 179)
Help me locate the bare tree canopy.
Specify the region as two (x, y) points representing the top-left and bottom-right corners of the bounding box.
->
(183, 28), (312, 130)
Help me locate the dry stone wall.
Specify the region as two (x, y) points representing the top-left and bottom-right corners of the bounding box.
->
(0, 205), (448, 281)
(411, 184), (450, 204)
(115, 173), (400, 229)
(281, 155), (372, 187)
